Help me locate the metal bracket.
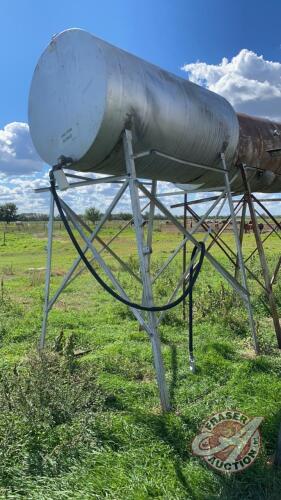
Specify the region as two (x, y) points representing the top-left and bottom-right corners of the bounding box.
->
(53, 169), (70, 191)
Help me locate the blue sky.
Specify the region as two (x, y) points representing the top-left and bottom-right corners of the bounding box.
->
(1, 0), (281, 213)
(2, 0), (281, 127)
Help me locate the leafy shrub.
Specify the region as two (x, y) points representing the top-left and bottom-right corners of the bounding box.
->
(0, 288), (24, 344)
(194, 283), (249, 335)
(0, 346), (104, 491)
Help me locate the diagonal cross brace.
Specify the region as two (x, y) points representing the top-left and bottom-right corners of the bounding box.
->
(60, 199), (153, 336)
(47, 180), (129, 311)
(137, 182), (249, 301)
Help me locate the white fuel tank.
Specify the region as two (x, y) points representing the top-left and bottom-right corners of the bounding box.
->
(28, 28), (240, 188)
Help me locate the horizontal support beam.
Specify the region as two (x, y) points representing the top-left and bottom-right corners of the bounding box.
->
(133, 149), (230, 174)
(171, 194), (226, 208)
(139, 190), (185, 199)
(253, 198), (281, 203)
(35, 174), (127, 193)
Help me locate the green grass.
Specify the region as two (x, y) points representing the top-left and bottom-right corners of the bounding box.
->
(0, 225), (281, 499)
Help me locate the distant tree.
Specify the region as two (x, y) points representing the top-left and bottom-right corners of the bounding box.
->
(115, 212), (132, 221)
(0, 203), (18, 223)
(18, 212), (49, 221)
(85, 207), (101, 224)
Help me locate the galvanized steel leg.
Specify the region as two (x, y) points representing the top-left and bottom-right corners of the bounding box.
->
(235, 197), (246, 281)
(123, 129), (171, 412)
(141, 180), (156, 306)
(221, 154), (259, 354)
(39, 191), (54, 349)
(147, 180), (157, 270)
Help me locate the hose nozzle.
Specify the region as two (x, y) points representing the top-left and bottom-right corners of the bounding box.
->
(189, 354), (196, 374)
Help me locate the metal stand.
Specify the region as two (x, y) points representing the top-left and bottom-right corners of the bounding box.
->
(40, 194), (54, 349)
(221, 154), (258, 353)
(37, 129), (266, 412)
(235, 198), (247, 281)
(123, 130), (170, 411)
(175, 165), (281, 349)
(240, 165), (281, 348)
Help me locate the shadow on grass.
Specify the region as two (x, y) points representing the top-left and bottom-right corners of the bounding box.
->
(209, 341), (237, 360)
(131, 411), (196, 498)
(128, 405), (281, 500)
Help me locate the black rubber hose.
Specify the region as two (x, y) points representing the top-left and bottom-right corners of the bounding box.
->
(49, 171), (205, 312)
(189, 260), (193, 357)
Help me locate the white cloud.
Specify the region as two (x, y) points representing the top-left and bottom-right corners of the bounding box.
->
(182, 49), (281, 121)
(1, 49), (281, 214)
(0, 122), (44, 175)
(0, 121), (186, 214)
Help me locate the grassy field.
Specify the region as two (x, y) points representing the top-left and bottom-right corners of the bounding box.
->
(0, 223), (281, 499)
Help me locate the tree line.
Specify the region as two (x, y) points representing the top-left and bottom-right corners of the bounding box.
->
(0, 203), (173, 224)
